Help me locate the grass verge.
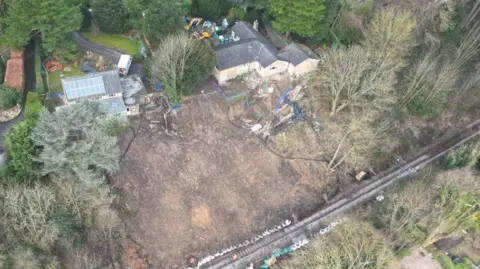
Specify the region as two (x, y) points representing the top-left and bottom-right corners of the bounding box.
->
(82, 32), (141, 57)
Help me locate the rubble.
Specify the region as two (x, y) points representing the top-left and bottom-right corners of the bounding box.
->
(242, 72), (262, 89)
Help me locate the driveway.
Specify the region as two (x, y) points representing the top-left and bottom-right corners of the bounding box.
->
(0, 39), (36, 153)
(73, 32), (144, 75)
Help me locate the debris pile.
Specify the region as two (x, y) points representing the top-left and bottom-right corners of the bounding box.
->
(242, 72), (262, 90)
(238, 82), (307, 140)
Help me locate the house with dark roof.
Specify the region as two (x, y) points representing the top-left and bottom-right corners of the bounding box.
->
(213, 21), (319, 84)
(60, 70), (145, 116)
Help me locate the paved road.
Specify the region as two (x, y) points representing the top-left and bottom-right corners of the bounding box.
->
(0, 40), (36, 153)
(73, 32), (144, 75)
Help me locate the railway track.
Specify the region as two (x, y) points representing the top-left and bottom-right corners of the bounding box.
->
(203, 119), (480, 269)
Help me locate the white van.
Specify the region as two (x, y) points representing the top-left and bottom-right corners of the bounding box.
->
(118, 54), (132, 76)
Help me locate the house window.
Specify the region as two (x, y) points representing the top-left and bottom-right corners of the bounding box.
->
(270, 66), (277, 70)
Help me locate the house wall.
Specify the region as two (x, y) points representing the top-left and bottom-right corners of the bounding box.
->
(288, 59), (319, 77)
(126, 105), (140, 116)
(214, 60), (288, 84)
(258, 60), (289, 77)
(214, 63), (251, 84)
(64, 92), (123, 105)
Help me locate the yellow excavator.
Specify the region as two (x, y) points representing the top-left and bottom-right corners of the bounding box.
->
(199, 32), (211, 39)
(185, 17), (202, 30)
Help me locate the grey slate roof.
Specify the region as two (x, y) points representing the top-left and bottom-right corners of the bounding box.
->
(232, 21), (270, 44)
(278, 43), (319, 66)
(97, 96), (126, 115)
(62, 70), (122, 101)
(215, 21), (318, 70)
(215, 39), (278, 70)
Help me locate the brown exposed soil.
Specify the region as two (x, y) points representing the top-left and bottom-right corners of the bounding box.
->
(5, 59), (25, 92)
(112, 85), (338, 268)
(10, 48), (25, 60)
(122, 241), (149, 269)
(401, 248), (441, 269)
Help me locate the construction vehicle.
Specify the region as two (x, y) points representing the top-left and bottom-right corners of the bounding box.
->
(199, 32), (211, 40)
(185, 17), (202, 30)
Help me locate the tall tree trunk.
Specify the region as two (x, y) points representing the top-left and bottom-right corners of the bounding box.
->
(328, 130), (350, 169)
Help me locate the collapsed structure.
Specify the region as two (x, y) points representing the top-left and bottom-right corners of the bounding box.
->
(213, 21), (319, 84)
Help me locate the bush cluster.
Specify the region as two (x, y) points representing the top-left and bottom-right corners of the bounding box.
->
(0, 86), (22, 109)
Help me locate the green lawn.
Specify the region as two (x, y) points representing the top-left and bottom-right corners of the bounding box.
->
(49, 65), (84, 93)
(82, 32), (141, 57)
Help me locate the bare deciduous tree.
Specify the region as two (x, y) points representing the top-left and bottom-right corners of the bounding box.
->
(148, 33), (216, 103)
(278, 220), (398, 269)
(10, 246), (41, 269)
(327, 108), (397, 170)
(3, 184), (59, 248)
(375, 169), (442, 247)
(316, 9), (414, 117)
(53, 176), (113, 225)
(371, 167), (479, 248)
(362, 9), (415, 66)
(68, 250), (103, 269)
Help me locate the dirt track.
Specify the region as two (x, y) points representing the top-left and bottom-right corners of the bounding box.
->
(112, 91), (336, 268)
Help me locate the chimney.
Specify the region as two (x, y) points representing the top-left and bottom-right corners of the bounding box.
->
(253, 20), (259, 31)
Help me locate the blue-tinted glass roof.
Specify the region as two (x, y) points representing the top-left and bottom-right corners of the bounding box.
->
(63, 75), (106, 100)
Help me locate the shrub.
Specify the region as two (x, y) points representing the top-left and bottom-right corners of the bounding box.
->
(228, 5), (246, 21)
(196, 0), (232, 20)
(4, 92), (42, 183)
(54, 37), (78, 62)
(406, 92), (446, 116)
(443, 143), (480, 169)
(25, 92), (42, 122)
(435, 253), (474, 269)
(5, 122), (39, 182)
(0, 86), (22, 109)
